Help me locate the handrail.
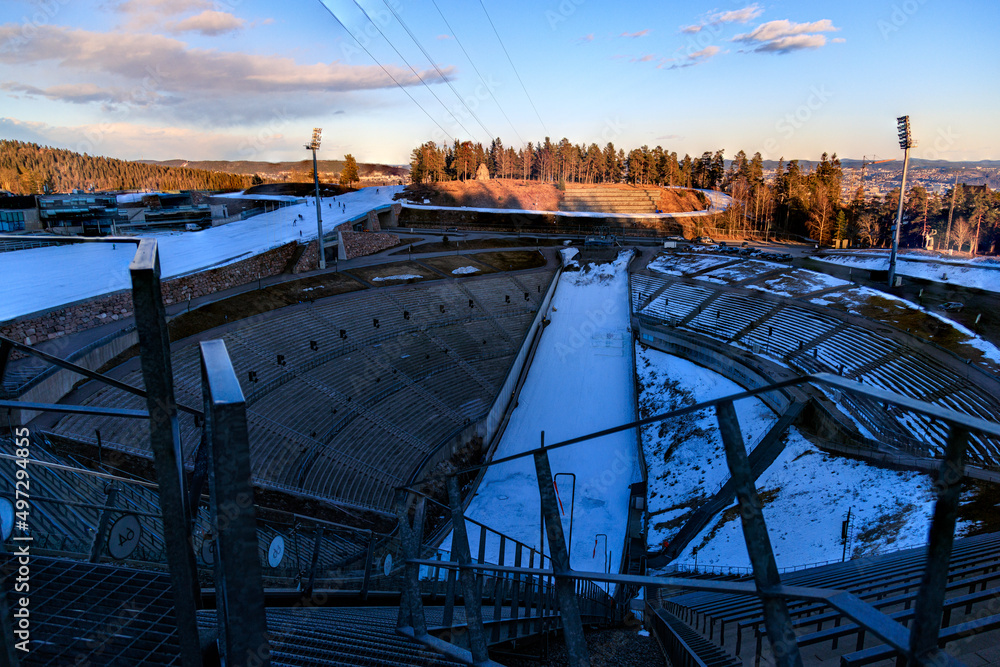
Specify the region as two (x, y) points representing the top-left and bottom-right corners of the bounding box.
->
(406, 372), (1000, 488)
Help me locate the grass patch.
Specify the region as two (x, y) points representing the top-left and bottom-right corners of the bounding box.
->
(473, 250), (547, 272)
(348, 261), (437, 285)
(851, 499), (918, 558)
(419, 255), (498, 276)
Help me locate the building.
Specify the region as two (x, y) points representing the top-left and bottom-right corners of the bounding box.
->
(37, 193), (126, 235)
(0, 194), (39, 232)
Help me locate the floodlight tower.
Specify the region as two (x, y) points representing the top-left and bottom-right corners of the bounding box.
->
(888, 115), (915, 288)
(306, 128), (326, 269)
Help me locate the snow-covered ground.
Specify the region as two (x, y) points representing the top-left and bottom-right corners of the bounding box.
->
(648, 253), (732, 276)
(371, 274), (422, 282)
(636, 345), (776, 552)
(817, 252), (1000, 293)
(0, 186), (402, 321)
(700, 259), (783, 285)
(811, 286), (1000, 366)
(674, 427), (962, 569)
(440, 252), (641, 578)
(748, 268), (850, 297)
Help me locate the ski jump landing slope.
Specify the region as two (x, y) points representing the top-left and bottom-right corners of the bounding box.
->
(445, 251), (641, 574)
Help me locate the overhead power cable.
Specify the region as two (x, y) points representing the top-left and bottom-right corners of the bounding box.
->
(349, 0), (482, 143)
(428, 0), (526, 147)
(379, 0), (497, 143)
(315, 1), (456, 142)
(476, 0), (550, 137)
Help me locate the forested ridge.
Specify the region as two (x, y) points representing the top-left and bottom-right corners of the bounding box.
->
(0, 140), (251, 194)
(411, 137), (1000, 253)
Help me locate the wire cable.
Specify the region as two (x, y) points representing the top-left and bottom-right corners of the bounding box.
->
(349, 0), (482, 143)
(379, 0), (496, 143)
(315, 1), (456, 142)
(476, 0), (549, 137)
(429, 0), (526, 147)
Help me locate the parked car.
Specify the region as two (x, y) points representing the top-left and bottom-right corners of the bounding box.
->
(664, 235), (687, 242)
(940, 302), (964, 312)
(774, 253), (793, 262)
(692, 236), (715, 244)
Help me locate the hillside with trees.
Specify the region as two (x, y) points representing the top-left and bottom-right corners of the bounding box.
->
(0, 140), (251, 194)
(410, 138), (1000, 254)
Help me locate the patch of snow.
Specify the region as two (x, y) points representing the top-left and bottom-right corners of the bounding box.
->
(451, 266), (479, 275)
(559, 247), (580, 268)
(648, 253), (731, 276)
(673, 427), (963, 569)
(818, 253), (1000, 293)
(748, 268), (849, 297)
(441, 251), (640, 582)
(372, 274), (422, 282)
(636, 345), (776, 551)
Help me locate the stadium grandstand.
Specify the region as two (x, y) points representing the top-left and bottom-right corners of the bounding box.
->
(2, 221), (1000, 667)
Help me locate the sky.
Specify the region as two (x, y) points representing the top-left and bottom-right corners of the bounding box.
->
(0, 0), (998, 166)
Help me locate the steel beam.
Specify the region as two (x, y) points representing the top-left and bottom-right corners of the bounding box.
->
(715, 400), (803, 667)
(395, 490), (428, 637)
(446, 475), (490, 664)
(129, 239), (203, 667)
(200, 339), (270, 666)
(910, 426), (969, 662)
(0, 400), (148, 418)
(532, 448), (590, 667)
(89, 485), (118, 562)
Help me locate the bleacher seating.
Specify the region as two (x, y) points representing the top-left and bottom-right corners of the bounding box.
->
(632, 270), (1000, 467)
(659, 531), (1000, 665)
(46, 270), (555, 514)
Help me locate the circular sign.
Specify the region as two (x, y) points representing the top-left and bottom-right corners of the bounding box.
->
(267, 536), (285, 568)
(201, 537), (216, 566)
(0, 499), (14, 541)
(108, 514), (142, 560)
(383, 553), (394, 577)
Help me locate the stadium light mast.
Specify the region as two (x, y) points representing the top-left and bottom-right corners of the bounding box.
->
(888, 115), (915, 288)
(306, 128), (326, 270)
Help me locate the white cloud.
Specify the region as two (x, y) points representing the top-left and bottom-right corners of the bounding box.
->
(0, 24), (451, 125)
(620, 29), (650, 38)
(669, 45), (720, 69)
(733, 19), (839, 53)
(165, 10), (246, 36)
(579, 33), (595, 42)
(681, 4), (763, 34)
(435, 34), (451, 40)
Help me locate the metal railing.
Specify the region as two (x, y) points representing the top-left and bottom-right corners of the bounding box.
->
(398, 371), (1000, 666)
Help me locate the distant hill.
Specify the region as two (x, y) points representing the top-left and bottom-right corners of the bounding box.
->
(0, 140), (251, 194)
(142, 159), (409, 179)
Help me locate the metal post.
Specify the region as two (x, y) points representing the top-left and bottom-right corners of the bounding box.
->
(889, 116), (913, 287)
(200, 339), (269, 666)
(360, 530), (375, 600)
(910, 426), (969, 661)
(128, 239), (203, 667)
(539, 430), (545, 557)
(89, 485), (118, 563)
(395, 491), (428, 637)
(306, 526), (324, 595)
(533, 447), (590, 666)
(715, 400), (803, 667)
(312, 148), (326, 270)
(446, 475), (490, 663)
(554, 472), (576, 562)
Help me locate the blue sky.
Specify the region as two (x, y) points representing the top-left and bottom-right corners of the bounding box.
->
(0, 0), (997, 165)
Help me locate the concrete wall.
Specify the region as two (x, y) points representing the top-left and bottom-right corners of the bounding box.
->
(2, 242), (299, 348)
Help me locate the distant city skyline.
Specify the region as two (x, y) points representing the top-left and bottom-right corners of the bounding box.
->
(0, 0), (997, 165)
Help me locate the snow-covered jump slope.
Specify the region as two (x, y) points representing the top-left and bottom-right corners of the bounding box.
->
(0, 186), (402, 322)
(443, 252), (641, 574)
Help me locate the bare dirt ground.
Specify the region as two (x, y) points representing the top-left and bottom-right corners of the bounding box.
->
(398, 179), (707, 213)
